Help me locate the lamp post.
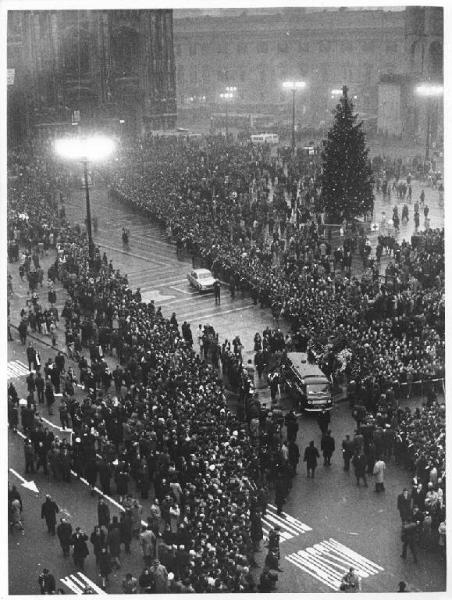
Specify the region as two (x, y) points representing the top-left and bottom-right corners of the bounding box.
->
(415, 83), (443, 162)
(219, 86), (237, 140)
(54, 135), (116, 259)
(283, 80), (306, 154)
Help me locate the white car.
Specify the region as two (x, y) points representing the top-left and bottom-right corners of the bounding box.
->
(187, 268), (217, 292)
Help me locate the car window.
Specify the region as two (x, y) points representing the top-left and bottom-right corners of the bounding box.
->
(192, 272), (197, 279)
(198, 272), (211, 280)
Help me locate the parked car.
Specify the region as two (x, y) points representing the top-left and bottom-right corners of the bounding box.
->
(187, 268), (217, 292)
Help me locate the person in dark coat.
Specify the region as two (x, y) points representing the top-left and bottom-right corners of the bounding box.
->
(71, 527), (89, 570)
(120, 510), (133, 554)
(41, 495), (59, 535)
(85, 459), (98, 495)
(57, 517), (73, 557)
(98, 458), (112, 495)
(274, 472), (290, 515)
(285, 411), (299, 442)
(352, 452), (368, 487)
(303, 441), (320, 478)
(321, 430), (335, 466)
(90, 524), (107, 567)
(400, 522), (418, 563)
(397, 489), (412, 524)
(342, 434), (354, 471)
(288, 440), (300, 475)
(250, 511), (264, 552)
(38, 568), (56, 594)
(108, 516), (122, 569)
(98, 547), (113, 589)
(97, 498), (110, 528)
(317, 409), (331, 435)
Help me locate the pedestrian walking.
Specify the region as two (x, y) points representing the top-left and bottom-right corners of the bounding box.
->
(9, 497), (24, 533)
(352, 452), (368, 487)
(57, 517), (73, 557)
(213, 279), (221, 305)
(98, 547), (113, 589)
(41, 494), (59, 535)
(274, 471), (290, 515)
(38, 568), (56, 594)
(400, 522), (418, 563)
(373, 457), (386, 492)
(321, 430), (335, 466)
(303, 441), (320, 479)
(317, 409), (331, 435)
(288, 440), (300, 475)
(139, 525), (156, 566)
(72, 527), (90, 570)
(397, 488), (412, 524)
(342, 435), (354, 471)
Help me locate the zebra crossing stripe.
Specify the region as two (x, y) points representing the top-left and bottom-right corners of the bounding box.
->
(286, 553), (341, 590)
(60, 572), (106, 595)
(285, 538), (384, 591)
(7, 360), (29, 379)
(261, 506), (312, 543)
(326, 538), (384, 572)
(267, 504), (312, 533)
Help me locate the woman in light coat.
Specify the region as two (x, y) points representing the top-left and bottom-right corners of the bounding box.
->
(373, 458), (386, 492)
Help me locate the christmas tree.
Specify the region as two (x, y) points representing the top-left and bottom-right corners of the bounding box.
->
(320, 86), (374, 223)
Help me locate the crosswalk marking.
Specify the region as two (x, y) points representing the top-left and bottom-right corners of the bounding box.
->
(286, 538), (384, 591)
(60, 572), (106, 595)
(262, 505), (312, 543)
(7, 360), (29, 380)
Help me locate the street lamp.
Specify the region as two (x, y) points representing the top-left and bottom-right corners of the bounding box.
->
(219, 87), (237, 140)
(54, 135), (116, 259)
(283, 80), (306, 154)
(415, 83), (443, 162)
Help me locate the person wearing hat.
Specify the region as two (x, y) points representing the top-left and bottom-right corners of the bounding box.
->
(149, 558), (169, 593)
(41, 494), (59, 536)
(121, 572), (138, 594)
(38, 568), (56, 594)
(57, 517), (73, 557)
(71, 527), (89, 570)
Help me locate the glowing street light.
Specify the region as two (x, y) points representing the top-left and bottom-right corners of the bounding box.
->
(219, 87), (237, 140)
(54, 135), (116, 258)
(282, 80), (307, 153)
(415, 83), (443, 161)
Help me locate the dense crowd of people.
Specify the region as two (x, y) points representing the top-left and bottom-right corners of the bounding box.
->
(7, 135), (445, 591)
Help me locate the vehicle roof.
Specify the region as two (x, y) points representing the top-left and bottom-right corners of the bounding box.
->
(287, 352), (329, 380)
(192, 268), (213, 275)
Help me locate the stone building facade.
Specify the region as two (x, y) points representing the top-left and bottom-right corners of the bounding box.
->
(173, 6), (443, 144)
(7, 9), (177, 144)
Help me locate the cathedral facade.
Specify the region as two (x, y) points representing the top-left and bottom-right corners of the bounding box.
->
(7, 9), (177, 143)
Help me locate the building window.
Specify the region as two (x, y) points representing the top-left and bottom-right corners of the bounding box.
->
(386, 42), (398, 54)
(189, 44), (197, 57)
(175, 44), (182, 57)
(236, 42), (248, 54)
(319, 40), (331, 53)
(298, 41), (309, 53)
(278, 41), (289, 54)
(257, 41), (268, 54)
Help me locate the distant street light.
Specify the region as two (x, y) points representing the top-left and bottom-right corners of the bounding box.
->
(415, 83), (443, 161)
(283, 80), (306, 154)
(54, 135), (116, 259)
(219, 87), (237, 140)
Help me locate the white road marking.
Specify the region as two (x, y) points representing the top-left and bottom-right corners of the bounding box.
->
(60, 572), (106, 595)
(140, 290), (175, 302)
(262, 505), (312, 543)
(177, 303), (255, 321)
(286, 538), (384, 591)
(7, 360), (30, 379)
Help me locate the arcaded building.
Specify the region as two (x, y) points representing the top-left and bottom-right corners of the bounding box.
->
(173, 6), (443, 144)
(7, 9), (177, 144)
